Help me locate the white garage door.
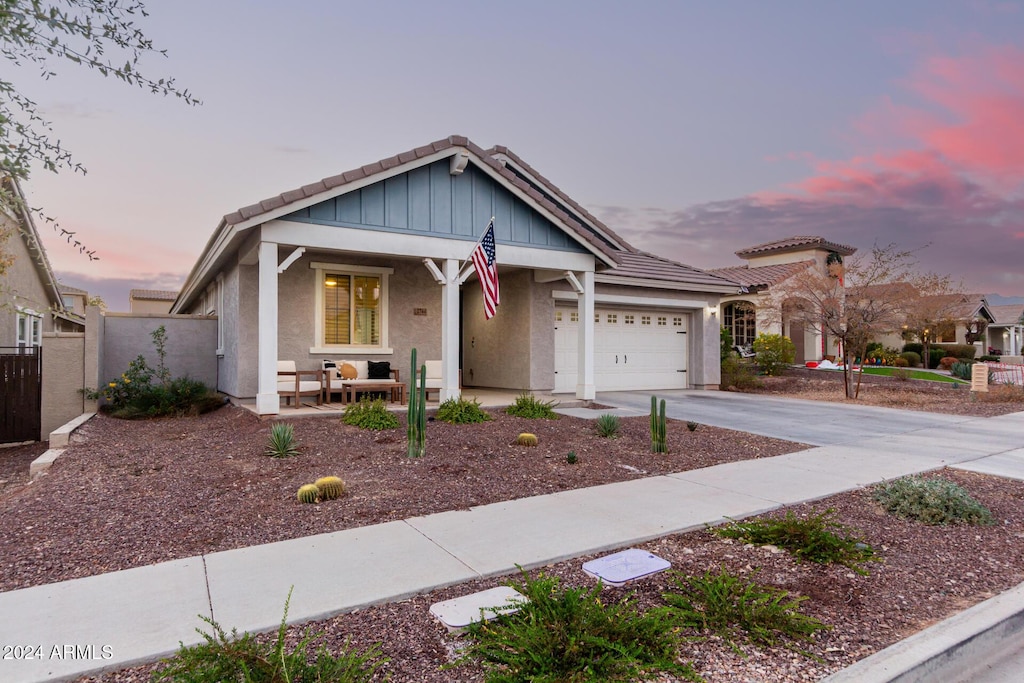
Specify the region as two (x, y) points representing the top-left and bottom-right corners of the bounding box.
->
(554, 306), (689, 392)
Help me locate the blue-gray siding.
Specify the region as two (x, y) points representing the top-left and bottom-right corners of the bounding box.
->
(282, 161), (584, 252)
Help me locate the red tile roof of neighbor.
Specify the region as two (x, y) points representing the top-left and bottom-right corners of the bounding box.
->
(735, 235), (856, 259)
(221, 134), (624, 266)
(130, 289), (178, 301)
(707, 260), (815, 289)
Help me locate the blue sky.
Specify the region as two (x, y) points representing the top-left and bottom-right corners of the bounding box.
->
(15, 0), (1024, 309)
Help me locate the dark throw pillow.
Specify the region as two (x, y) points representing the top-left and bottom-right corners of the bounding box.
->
(367, 360), (391, 380)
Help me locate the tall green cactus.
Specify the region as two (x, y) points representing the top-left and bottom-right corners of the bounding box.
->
(407, 348), (427, 457)
(650, 395), (668, 453)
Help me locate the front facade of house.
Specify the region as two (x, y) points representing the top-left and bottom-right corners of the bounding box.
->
(986, 304), (1024, 360)
(709, 237), (857, 363)
(172, 136), (739, 415)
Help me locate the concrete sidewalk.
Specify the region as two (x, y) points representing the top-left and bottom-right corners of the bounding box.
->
(2, 409), (1023, 682)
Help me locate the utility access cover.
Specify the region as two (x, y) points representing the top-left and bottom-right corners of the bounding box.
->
(582, 548), (671, 587)
(429, 586), (527, 632)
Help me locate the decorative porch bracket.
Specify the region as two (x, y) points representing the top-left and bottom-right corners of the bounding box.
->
(277, 247), (305, 274)
(422, 258), (463, 403)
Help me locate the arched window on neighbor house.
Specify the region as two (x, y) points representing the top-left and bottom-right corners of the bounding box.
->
(723, 301), (757, 347)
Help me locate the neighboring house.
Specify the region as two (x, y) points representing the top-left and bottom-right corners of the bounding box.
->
(58, 283), (88, 326)
(986, 304), (1024, 358)
(0, 178), (80, 349)
(129, 288), (178, 314)
(709, 236), (857, 363)
(172, 135), (740, 415)
(873, 291), (994, 356)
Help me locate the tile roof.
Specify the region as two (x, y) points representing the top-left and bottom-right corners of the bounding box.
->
(58, 283), (88, 295)
(707, 260), (815, 289)
(603, 251), (742, 289)
(735, 236), (856, 259)
(221, 134), (622, 266)
(130, 289), (178, 301)
(989, 304), (1024, 325)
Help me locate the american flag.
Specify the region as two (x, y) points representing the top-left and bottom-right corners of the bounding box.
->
(470, 219), (500, 319)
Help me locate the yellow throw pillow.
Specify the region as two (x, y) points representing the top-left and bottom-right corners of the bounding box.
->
(340, 363), (358, 380)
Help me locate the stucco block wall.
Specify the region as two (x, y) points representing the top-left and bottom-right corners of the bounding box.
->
(41, 333), (86, 437)
(101, 315), (218, 389)
(129, 298), (174, 315)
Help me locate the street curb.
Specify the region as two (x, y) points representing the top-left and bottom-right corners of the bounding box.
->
(822, 581), (1024, 682)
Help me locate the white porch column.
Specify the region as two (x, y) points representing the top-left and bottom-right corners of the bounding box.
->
(440, 258), (462, 402)
(576, 270), (595, 400)
(1013, 326), (1020, 356)
(256, 241), (280, 415)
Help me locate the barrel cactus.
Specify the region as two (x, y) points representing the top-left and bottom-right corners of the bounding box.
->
(516, 433), (539, 447)
(296, 484), (321, 504)
(315, 476), (346, 500)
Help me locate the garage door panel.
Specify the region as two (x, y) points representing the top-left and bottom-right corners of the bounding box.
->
(554, 306), (688, 393)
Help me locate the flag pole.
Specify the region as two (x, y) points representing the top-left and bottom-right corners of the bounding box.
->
(457, 216), (495, 283)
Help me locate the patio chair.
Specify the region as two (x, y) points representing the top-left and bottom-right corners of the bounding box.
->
(277, 360), (323, 408)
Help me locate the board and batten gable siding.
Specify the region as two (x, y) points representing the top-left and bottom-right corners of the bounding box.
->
(281, 160), (586, 252)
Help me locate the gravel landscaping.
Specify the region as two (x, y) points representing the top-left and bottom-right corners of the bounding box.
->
(1, 375), (1021, 682)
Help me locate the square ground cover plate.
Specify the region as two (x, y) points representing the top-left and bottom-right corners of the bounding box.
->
(582, 548), (671, 587)
(429, 586), (527, 632)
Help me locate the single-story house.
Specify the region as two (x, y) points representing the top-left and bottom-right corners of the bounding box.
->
(171, 135), (740, 415)
(709, 236), (857, 363)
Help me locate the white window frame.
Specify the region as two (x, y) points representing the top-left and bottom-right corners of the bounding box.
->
(309, 262), (393, 354)
(16, 308), (43, 349)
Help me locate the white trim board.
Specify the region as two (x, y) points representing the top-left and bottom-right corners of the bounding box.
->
(552, 290), (709, 310)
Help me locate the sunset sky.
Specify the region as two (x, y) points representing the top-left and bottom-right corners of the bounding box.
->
(13, 0), (1024, 309)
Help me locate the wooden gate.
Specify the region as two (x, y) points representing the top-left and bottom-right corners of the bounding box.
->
(1, 347), (42, 443)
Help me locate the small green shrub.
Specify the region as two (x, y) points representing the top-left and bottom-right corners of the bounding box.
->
(596, 413), (621, 437)
(893, 356), (909, 368)
(900, 351), (922, 367)
(505, 392), (560, 419)
(686, 421), (699, 432)
(902, 342), (924, 355)
(314, 476), (346, 500)
(929, 348), (946, 369)
(296, 484), (320, 504)
(721, 355), (761, 390)
(342, 398), (399, 430)
(753, 333), (796, 376)
(942, 343), (978, 360)
(721, 326), (735, 362)
(515, 432), (538, 447)
(715, 509), (876, 574)
(566, 451), (578, 464)
(873, 476), (994, 526)
(266, 422), (299, 457)
(892, 367), (911, 382)
(436, 396), (491, 424)
(660, 567), (830, 655)
(457, 570), (698, 682)
(153, 590), (385, 682)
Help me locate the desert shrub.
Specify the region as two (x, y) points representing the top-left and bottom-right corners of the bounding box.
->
(89, 326), (222, 419)
(457, 570), (697, 682)
(892, 368), (912, 381)
(342, 398), (399, 430)
(687, 421), (699, 432)
(939, 356), (960, 371)
(949, 360), (972, 380)
(596, 413), (621, 437)
(752, 333), (795, 376)
(153, 591), (385, 682)
(721, 355), (761, 390)
(265, 422), (299, 457)
(721, 326), (735, 361)
(873, 476), (993, 525)
(893, 357), (909, 367)
(928, 348), (945, 369)
(715, 509), (876, 574)
(900, 351), (921, 367)
(505, 392), (560, 419)
(864, 341), (883, 356)
(660, 567), (830, 655)
(566, 451), (578, 464)
(436, 396), (491, 424)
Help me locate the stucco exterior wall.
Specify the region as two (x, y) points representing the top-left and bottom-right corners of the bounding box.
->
(100, 315), (218, 389)
(1, 211), (57, 347)
(129, 298), (174, 315)
(217, 262), (242, 397)
(41, 332), (86, 437)
(462, 268), (534, 390)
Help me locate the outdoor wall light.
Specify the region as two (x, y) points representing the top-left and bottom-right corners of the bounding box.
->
(709, 305), (719, 318)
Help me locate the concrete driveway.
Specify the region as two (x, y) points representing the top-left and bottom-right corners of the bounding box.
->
(596, 390), (975, 447)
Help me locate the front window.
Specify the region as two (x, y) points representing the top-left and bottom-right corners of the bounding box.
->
(311, 262), (392, 353)
(724, 301), (757, 347)
(16, 310), (42, 349)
